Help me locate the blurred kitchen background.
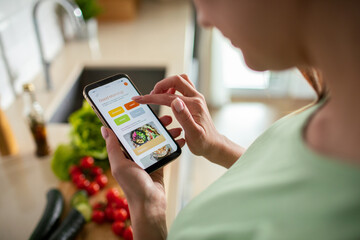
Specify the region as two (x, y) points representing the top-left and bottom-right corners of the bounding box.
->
(0, 0), (315, 239)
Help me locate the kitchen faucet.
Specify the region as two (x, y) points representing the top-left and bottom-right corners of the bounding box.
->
(0, 21), (17, 96)
(32, 0), (85, 90)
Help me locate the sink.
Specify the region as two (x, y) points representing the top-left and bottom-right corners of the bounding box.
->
(49, 67), (166, 123)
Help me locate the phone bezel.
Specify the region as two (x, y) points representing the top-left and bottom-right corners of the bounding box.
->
(83, 73), (182, 173)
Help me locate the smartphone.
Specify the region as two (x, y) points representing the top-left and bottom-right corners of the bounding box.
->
(83, 73), (182, 173)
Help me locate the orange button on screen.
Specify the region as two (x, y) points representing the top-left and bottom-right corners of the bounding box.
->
(124, 100), (140, 110)
(108, 106), (125, 117)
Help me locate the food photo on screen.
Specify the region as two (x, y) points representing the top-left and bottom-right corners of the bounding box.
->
(122, 122), (175, 168)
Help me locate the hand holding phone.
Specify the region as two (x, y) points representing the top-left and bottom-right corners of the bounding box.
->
(83, 74), (182, 173)
(101, 125), (168, 239)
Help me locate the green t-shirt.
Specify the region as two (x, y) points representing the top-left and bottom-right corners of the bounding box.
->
(168, 101), (360, 240)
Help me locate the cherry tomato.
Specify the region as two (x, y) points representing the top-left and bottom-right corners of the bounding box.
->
(91, 166), (103, 176)
(93, 202), (106, 210)
(92, 210), (105, 224)
(86, 182), (100, 196)
(95, 174), (108, 188)
(76, 178), (90, 190)
(105, 206), (114, 221)
(121, 198), (130, 216)
(112, 221), (125, 236)
(69, 165), (81, 175)
(106, 201), (115, 209)
(115, 197), (128, 209)
(80, 156), (94, 169)
(113, 208), (128, 222)
(122, 226), (133, 240)
(71, 172), (85, 184)
(106, 188), (120, 203)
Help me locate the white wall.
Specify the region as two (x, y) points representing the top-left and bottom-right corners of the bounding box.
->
(0, 0), (64, 109)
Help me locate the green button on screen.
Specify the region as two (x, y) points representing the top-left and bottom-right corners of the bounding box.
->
(114, 114), (130, 125)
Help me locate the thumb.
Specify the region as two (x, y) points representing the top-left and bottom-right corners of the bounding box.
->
(171, 97), (199, 135)
(101, 126), (130, 171)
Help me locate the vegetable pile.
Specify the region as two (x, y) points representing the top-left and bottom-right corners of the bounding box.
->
(30, 188), (133, 240)
(48, 102), (133, 239)
(69, 156), (108, 196)
(92, 188), (133, 240)
(51, 101), (108, 181)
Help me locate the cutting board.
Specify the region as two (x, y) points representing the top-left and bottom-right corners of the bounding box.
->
(58, 170), (127, 240)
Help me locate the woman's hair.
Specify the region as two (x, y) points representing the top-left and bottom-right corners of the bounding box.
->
(298, 66), (327, 102)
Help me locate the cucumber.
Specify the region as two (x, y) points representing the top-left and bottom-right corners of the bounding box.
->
(75, 203), (92, 222)
(29, 188), (64, 240)
(70, 190), (92, 222)
(70, 190), (88, 207)
(48, 208), (86, 240)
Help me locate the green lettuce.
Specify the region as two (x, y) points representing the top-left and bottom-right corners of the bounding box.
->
(51, 102), (109, 181)
(69, 101), (107, 160)
(51, 144), (80, 180)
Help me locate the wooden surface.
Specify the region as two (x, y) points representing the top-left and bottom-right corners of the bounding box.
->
(0, 125), (67, 240)
(58, 171), (127, 240)
(97, 0), (140, 22)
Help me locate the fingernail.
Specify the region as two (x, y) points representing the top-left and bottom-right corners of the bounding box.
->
(131, 96), (142, 101)
(173, 98), (184, 112)
(150, 90), (154, 95)
(101, 126), (109, 139)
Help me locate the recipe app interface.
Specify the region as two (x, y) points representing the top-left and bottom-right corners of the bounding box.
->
(89, 77), (178, 169)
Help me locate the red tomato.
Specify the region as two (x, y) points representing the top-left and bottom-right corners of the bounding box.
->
(69, 165), (81, 175)
(93, 202), (106, 210)
(92, 210), (105, 224)
(80, 156), (94, 169)
(95, 174), (108, 188)
(114, 197), (127, 209)
(112, 221), (125, 236)
(71, 172), (85, 184)
(105, 206), (114, 221)
(106, 188), (120, 203)
(76, 178), (90, 190)
(122, 226), (133, 240)
(113, 208), (128, 222)
(86, 182), (100, 196)
(91, 166), (103, 176)
(121, 198), (130, 216)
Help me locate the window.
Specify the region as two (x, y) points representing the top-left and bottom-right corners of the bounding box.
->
(218, 32), (316, 99)
(221, 38), (270, 90)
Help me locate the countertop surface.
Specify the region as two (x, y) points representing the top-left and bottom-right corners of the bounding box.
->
(0, 1), (194, 239)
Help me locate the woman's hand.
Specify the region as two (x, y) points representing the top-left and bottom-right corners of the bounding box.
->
(101, 115), (184, 240)
(132, 74), (244, 168)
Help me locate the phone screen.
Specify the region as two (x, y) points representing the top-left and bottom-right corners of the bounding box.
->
(86, 75), (179, 171)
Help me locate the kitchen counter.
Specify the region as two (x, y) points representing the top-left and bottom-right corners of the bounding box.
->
(0, 1), (194, 239)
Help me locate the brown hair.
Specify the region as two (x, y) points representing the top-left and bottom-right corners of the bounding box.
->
(298, 66), (327, 101)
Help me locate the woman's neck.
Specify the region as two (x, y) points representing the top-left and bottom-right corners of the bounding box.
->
(303, 1), (360, 163)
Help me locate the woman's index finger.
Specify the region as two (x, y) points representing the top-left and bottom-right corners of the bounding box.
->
(153, 75), (198, 97)
(133, 93), (179, 107)
(180, 74), (196, 88)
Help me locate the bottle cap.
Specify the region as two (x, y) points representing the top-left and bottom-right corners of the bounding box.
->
(23, 83), (35, 92)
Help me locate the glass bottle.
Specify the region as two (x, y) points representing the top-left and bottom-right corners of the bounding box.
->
(23, 83), (50, 157)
